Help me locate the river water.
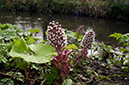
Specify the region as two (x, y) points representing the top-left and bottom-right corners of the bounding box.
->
(0, 12), (129, 45)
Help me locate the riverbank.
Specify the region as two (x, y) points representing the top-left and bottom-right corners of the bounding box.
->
(0, 0), (129, 21)
(0, 22), (129, 85)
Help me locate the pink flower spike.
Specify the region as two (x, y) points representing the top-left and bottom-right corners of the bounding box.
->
(46, 21), (67, 53)
(81, 28), (95, 49)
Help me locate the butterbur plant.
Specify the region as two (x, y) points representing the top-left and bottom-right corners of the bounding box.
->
(46, 21), (72, 81)
(75, 28), (95, 64)
(46, 21), (95, 84)
(81, 28), (95, 58)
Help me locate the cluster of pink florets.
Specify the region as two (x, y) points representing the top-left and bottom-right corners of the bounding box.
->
(46, 21), (67, 51)
(81, 28), (95, 49)
(47, 21), (95, 51)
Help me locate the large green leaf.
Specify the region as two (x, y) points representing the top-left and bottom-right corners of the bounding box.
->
(9, 39), (57, 64)
(29, 43), (57, 63)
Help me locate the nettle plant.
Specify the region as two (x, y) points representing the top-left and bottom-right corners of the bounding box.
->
(46, 21), (95, 83)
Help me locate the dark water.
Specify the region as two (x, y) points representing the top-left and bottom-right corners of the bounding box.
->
(0, 12), (129, 45)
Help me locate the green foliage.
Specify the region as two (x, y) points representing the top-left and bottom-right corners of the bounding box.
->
(0, 28), (18, 41)
(109, 32), (129, 71)
(0, 78), (14, 85)
(66, 30), (76, 39)
(39, 68), (60, 85)
(0, 42), (14, 69)
(1, 22), (129, 85)
(23, 28), (42, 44)
(97, 37), (129, 72)
(86, 67), (93, 78)
(0, 23), (59, 84)
(0, 23), (23, 42)
(0, 43), (11, 63)
(74, 32), (83, 42)
(62, 79), (72, 85)
(65, 29), (82, 46)
(6, 71), (24, 83)
(13, 57), (28, 70)
(99, 42), (113, 53)
(28, 28), (40, 35)
(65, 29), (82, 41)
(9, 39), (57, 64)
(0, 71), (24, 85)
(65, 44), (77, 50)
(109, 0), (129, 19)
(109, 32), (129, 45)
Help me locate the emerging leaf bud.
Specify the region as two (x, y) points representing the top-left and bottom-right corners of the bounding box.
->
(81, 28), (95, 49)
(46, 21), (67, 51)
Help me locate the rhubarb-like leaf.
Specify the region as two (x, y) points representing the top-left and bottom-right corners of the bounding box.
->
(9, 39), (57, 64)
(29, 43), (57, 63)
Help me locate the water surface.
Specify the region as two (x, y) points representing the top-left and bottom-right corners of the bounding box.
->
(0, 12), (129, 45)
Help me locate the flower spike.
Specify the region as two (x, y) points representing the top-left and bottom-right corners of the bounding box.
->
(81, 28), (95, 49)
(46, 21), (67, 52)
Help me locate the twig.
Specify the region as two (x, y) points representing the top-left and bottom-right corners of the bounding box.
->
(30, 74), (38, 85)
(25, 69), (28, 78)
(44, 63), (52, 69)
(10, 69), (19, 79)
(69, 76), (79, 82)
(92, 74), (129, 85)
(40, 78), (48, 85)
(0, 71), (41, 82)
(73, 70), (83, 84)
(28, 62), (33, 78)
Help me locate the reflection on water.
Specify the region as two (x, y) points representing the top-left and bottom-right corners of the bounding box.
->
(0, 12), (129, 45)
